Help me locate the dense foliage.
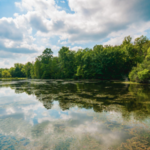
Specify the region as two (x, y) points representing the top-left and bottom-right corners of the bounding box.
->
(1, 36), (150, 82)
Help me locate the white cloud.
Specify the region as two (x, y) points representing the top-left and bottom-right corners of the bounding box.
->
(6, 107), (16, 115)
(0, 18), (23, 41)
(51, 45), (60, 51)
(60, 41), (67, 45)
(104, 21), (150, 46)
(1, 0), (150, 67)
(70, 46), (83, 51)
(14, 13), (19, 17)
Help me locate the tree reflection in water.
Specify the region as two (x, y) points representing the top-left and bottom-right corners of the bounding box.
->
(0, 79), (150, 149)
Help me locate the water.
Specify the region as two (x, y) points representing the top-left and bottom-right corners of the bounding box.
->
(0, 79), (150, 150)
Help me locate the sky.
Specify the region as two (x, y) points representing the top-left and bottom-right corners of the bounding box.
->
(0, 0), (150, 68)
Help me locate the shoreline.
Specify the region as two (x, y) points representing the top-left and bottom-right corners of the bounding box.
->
(0, 78), (149, 84)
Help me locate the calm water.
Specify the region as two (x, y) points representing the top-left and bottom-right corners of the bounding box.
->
(0, 79), (150, 150)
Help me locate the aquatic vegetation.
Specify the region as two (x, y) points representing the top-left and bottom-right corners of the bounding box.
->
(118, 127), (150, 150)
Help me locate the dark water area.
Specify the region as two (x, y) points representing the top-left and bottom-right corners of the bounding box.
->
(0, 79), (150, 150)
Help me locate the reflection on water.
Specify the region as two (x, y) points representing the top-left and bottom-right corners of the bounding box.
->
(0, 79), (150, 150)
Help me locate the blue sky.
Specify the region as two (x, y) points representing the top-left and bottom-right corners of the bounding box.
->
(0, 0), (150, 68)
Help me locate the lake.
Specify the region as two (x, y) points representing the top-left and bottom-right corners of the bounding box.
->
(0, 79), (150, 150)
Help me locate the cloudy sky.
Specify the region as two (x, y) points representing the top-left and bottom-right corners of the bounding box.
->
(0, 0), (150, 68)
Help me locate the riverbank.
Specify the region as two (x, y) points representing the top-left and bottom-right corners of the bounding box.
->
(0, 78), (148, 85)
(0, 78), (27, 80)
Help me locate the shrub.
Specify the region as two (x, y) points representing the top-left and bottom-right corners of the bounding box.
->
(2, 70), (11, 78)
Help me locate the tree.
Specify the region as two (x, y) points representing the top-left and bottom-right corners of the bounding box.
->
(0, 69), (4, 78)
(9, 67), (15, 77)
(0, 35), (149, 81)
(34, 58), (42, 78)
(13, 63), (25, 77)
(51, 57), (60, 79)
(58, 46), (75, 78)
(33, 48), (53, 79)
(2, 70), (11, 78)
(22, 62), (32, 78)
(129, 59), (150, 83)
(138, 69), (150, 82)
(134, 35), (149, 47)
(122, 36), (132, 45)
(134, 35), (149, 62)
(39, 48), (53, 64)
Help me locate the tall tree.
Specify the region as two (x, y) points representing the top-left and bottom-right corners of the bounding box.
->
(2, 70), (11, 78)
(22, 62), (32, 78)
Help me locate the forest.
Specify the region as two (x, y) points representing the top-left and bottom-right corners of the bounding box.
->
(1, 35), (150, 83)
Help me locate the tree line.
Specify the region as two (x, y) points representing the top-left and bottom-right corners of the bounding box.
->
(1, 35), (150, 82)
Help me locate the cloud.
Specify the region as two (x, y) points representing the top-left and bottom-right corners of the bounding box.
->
(70, 46), (83, 51)
(60, 41), (67, 45)
(0, 18), (23, 41)
(15, 0), (55, 12)
(29, 13), (49, 32)
(1, 0), (150, 67)
(0, 51), (17, 59)
(23, 0), (149, 44)
(5, 0), (150, 44)
(63, 0), (150, 43)
(12, 0), (150, 45)
(104, 21), (150, 45)
(61, 1), (65, 3)
(53, 20), (65, 31)
(0, 40), (37, 54)
(133, 1), (150, 22)
(51, 45), (60, 51)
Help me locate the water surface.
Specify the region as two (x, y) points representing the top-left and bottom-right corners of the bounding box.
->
(0, 79), (150, 150)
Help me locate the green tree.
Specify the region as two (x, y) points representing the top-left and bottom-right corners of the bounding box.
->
(34, 58), (42, 78)
(13, 63), (25, 77)
(58, 46), (75, 78)
(129, 60), (150, 83)
(9, 67), (15, 77)
(22, 62), (32, 78)
(0, 69), (4, 78)
(2, 70), (11, 78)
(0, 35), (149, 81)
(138, 69), (150, 82)
(122, 36), (132, 45)
(33, 48), (53, 79)
(51, 57), (60, 79)
(134, 35), (149, 62)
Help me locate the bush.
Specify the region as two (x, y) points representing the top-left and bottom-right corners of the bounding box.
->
(129, 60), (150, 82)
(2, 70), (11, 78)
(138, 69), (150, 82)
